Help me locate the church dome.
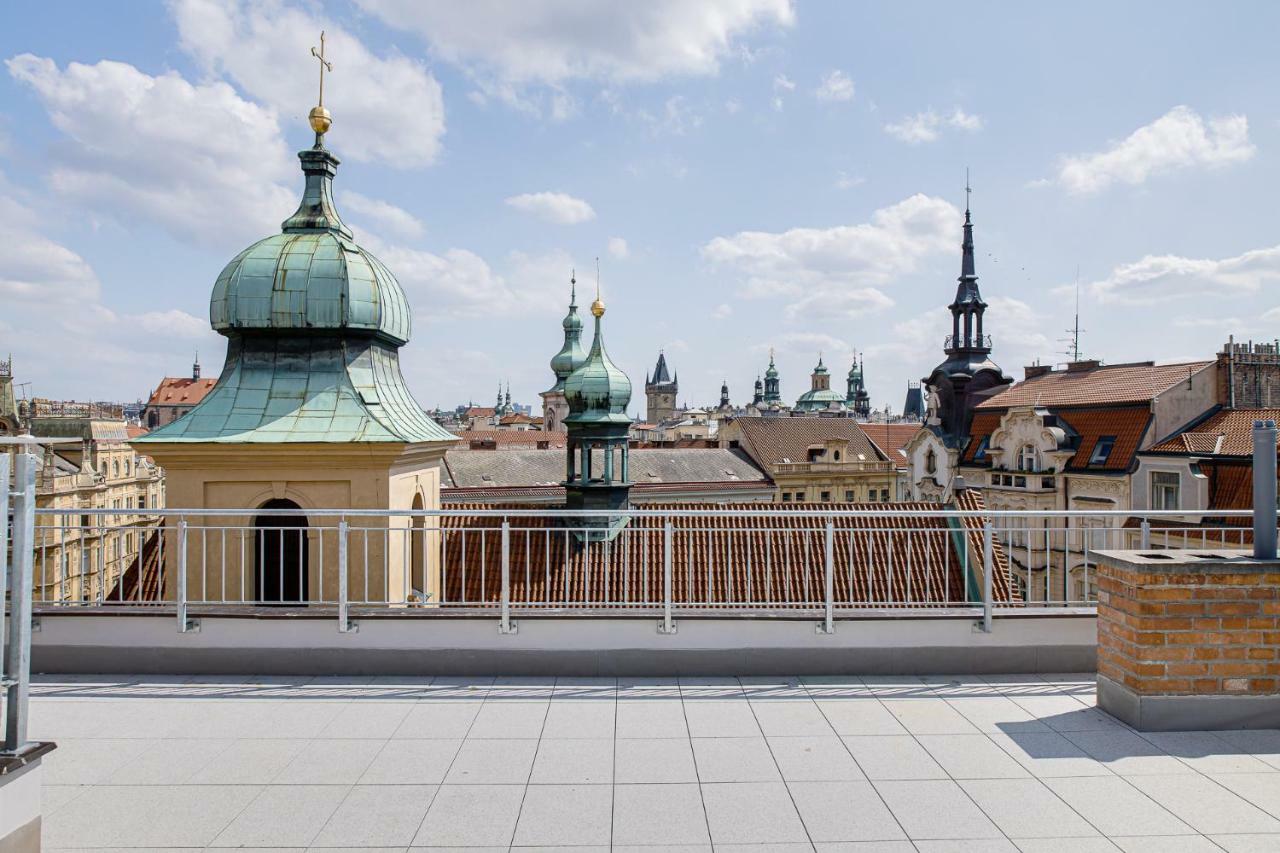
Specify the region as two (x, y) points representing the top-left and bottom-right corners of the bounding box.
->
(565, 297), (632, 424)
(548, 278), (587, 384)
(209, 144), (412, 346)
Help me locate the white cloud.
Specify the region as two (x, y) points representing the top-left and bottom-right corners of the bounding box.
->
(171, 0), (446, 167)
(883, 107), (983, 144)
(702, 193), (959, 316)
(773, 74), (796, 91)
(0, 187), (99, 304)
(357, 0), (794, 84)
(711, 303), (732, 320)
(607, 237), (630, 259)
(834, 171), (865, 190)
(1055, 106), (1254, 194)
(504, 191), (596, 224)
(1089, 244), (1280, 304)
(341, 191), (426, 240)
(6, 53), (295, 248)
(132, 309), (211, 339)
(815, 69), (854, 102)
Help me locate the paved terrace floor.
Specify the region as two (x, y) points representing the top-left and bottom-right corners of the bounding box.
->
(29, 673), (1280, 852)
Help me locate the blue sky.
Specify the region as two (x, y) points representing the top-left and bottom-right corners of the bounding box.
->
(3, 1), (1279, 416)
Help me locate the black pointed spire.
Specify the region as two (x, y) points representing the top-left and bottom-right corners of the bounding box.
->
(945, 170), (990, 356)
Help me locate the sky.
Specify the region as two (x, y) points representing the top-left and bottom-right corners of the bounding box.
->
(3, 1), (1280, 417)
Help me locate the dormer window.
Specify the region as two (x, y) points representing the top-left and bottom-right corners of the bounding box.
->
(1019, 444), (1039, 473)
(1089, 436), (1116, 466)
(972, 436), (989, 461)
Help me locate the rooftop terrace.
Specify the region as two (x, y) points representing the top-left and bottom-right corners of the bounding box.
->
(31, 672), (1280, 850)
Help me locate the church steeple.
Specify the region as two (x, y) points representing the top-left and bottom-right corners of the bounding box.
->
(945, 173), (990, 357)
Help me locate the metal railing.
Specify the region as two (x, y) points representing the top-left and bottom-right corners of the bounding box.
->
(19, 504), (1275, 634)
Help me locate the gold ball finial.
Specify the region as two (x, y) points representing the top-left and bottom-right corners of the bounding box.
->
(309, 105), (332, 135)
(590, 298), (605, 318)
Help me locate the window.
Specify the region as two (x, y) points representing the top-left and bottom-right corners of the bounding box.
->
(925, 448), (937, 474)
(1019, 444), (1039, 473)
(972, 436), (989, 461)
(781, 492), (791, 503)
(820, 491), (831, 502)
(844, 490), (855, 502)
(880, 489), (890, 502)
(795, 491), (806, 502)
(1089, 436), (1116, 466)
(1151, 471), (1180, 510)
(833, 450), (841, 461)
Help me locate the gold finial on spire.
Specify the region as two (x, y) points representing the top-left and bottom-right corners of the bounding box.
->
(591, 256), (605, 318)
(308, 31), (334, 136)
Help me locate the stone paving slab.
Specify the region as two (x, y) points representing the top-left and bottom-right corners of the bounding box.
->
(29, 673), (1280, 850)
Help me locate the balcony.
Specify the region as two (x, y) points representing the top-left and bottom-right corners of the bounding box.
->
(774, 460), (895, 475)
(944, 332), (994, 350)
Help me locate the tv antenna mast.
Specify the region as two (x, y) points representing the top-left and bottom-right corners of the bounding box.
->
(1060, 265), (1086, 362)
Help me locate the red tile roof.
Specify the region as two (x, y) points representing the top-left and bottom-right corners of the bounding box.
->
(1149, 408), (1280, 456)
(454, 429), (566, 449)
(146, 377), (216, 406)
(441, 495), (1016, 607)
(464, 407), (497, 418)
(862, 424), (922, 464)
(977, 361), (1213, 409)
(499, 413), (540, 425)
(733, 418), (889, 470)
(442, 480), (772, 503)
(964, 406), (1152, 472)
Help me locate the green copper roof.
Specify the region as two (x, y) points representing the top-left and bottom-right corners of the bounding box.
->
(547, 282), (586, 392)
(209, 144), (412, 346)
(565, 309), (632, 425)
(134, 336), (456, 444)
(794, 387), (848, 412)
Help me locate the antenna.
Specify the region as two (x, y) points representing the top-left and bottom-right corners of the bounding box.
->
(1060, 265), (1086, 362)
(965, 167), (971, 212)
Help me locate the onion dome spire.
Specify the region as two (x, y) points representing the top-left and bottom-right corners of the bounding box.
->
(565, 269), (632, 422)
(548, 272), (587, 388)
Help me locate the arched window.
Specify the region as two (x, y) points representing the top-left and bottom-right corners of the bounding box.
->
(925, 448), (937, 475)
(1019, 444), (1039, 472)
(112, 458), (120, 478)
(410, 492), (426, 601)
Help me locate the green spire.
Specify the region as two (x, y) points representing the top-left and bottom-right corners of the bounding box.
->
(564, 288), (631, 424)
(548, 273), (586, 388)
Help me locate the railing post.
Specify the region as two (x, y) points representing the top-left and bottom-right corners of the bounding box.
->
(818, 519), (835, 634)
(659, 520), (676, 634)
(979, 520), (993, 633)
(175, 519), (197, 633)
(498, 520), (517, 634)
(1252, 419), (1277, 560)
(4, 450), (36, 752)
(0, 454), (10, 686)
(1140, 519), (1151, 550)
(337, 519), (356, 633)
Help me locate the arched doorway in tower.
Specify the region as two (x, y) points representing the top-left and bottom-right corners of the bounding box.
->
(255, 498), (308, 603)
(410, 493), (426, 601)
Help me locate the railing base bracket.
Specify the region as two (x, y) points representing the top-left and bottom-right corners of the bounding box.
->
(338, 621), (359, 635)
(815, 623), (835, 635)
(498, 621), (518, 635)
(29, 617), (40, 634)
(657, 620), (677, 635)
(179, 618), (201, 634)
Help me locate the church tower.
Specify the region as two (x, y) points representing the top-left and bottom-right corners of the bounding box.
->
(762, 350), (781, 403)
(540, 274), (586, 433)
(134, 39), (456, 605)
(563, 280), (632, 539)
(922, 189), (1011, 446)
(644, 351), (677, 423)
(846, 355), (871, 420)
(752, 376), (764, 406)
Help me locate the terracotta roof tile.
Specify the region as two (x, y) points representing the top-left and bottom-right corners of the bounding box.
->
(454, 429), (566, 448)
(860, 424), (921, 464)
(977, 361), (1213, 409)
(734, 417), (889, 470)
(441, 494), (1016, 607)
(1149, 408), (1280, 456)
(965, 406), (1151, 472)
(146, 377), (217, 406)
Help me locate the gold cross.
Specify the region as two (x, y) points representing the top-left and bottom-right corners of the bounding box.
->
(311, 31), (333, 107)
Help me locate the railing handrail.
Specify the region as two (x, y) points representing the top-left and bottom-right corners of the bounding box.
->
(23, 506), (1278, 520)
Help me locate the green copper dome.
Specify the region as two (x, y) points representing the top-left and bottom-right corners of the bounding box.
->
(209, 144), (412, 346)
(565, 300), (632, 425)
(547, 279), (587, 391)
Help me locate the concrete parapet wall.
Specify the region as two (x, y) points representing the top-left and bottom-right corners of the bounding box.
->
(30, 610), (1096, 677)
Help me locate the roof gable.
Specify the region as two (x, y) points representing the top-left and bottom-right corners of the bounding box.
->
(978, 361), (1212, 409)
(735, 417), (888, 469)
